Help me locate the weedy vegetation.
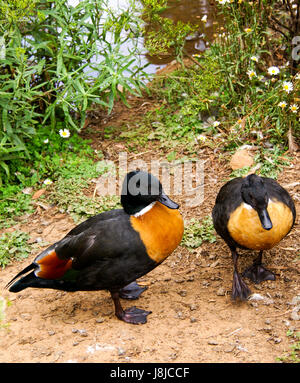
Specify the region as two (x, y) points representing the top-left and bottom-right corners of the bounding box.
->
(182, 216), (217, 250)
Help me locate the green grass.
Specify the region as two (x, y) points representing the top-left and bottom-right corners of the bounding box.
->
(277, 330), (300, 363)
(0, 230), (32, 268)
(122, 50), (222, 154)
(47, 177), (120, 223)
(182, 216), (217, 250)
(0, 129), (102, 228)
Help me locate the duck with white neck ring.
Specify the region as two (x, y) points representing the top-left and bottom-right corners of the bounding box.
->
(212, 174), (296, 300)
(6, 170), (184, 324)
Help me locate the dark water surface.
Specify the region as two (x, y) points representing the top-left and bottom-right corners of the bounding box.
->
(146, 0), (221, 67)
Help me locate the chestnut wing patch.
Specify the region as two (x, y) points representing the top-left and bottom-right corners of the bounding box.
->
(35, 249), (72, 279)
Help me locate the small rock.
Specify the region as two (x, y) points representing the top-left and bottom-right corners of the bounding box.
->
(118, 348), (126, 356)
(190, 317), (197, 323)
(274, 338), (282, 344)
(178, 290), (187, 297)
(224, 345), (235, 353)
(175, 311), (185, 320)
(189, 304), (198, 311)
(249, 293), (264, 301)
(216, 287), (226, 296)
(95, 317), (105, 323)
(265, 319), (271, 325)
(290, 306), (300, 321)
(290, 295), (300, 306)
(48, 330), (56, 336)
(20, 313), (32, 321)
(208, 340), (218, 345)
(186, 276), (194, 282)
(78, 329), (88, 337)
(229, 149), (254, 170)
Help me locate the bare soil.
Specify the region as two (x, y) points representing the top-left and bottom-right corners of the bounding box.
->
(0, 95), (299, 364)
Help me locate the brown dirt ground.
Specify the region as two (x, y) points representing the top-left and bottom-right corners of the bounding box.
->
(0, 94), (299, 364)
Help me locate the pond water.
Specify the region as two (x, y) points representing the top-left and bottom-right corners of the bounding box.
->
(69, 0), (221, 75)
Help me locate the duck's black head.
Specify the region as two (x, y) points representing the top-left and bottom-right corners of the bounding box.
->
(241, 174), (273, 230)
(121, 170), (179, 216)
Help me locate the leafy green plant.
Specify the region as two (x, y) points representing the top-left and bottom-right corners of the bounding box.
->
(277, 330), (300, 363)
(182, 216), (216, 250)
(44, 157), (120, 222)
(47, 177), (120, 223)
(211, 0), (299, 146)
(0, 0), (148, 182)
(144, 51), (223, 149)
(142, 0), (196, 61)
(0, 296), (11, 329)
(0, 230), (31, 268)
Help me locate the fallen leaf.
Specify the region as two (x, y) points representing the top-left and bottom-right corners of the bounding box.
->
(32, 188), (46, 199)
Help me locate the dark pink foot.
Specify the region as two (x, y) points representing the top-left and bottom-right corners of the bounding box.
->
(232, 271), (251, 300)
(242, 264), (275, 284)
(119, 281), (148, 300)
(117, 306), (152, 324)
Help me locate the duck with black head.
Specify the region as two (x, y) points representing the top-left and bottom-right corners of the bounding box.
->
(212, 174), (296, 300)
(6, 170), (184, 324)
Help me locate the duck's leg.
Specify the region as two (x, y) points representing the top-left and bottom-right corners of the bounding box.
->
(110, 291), (151, 325)
(231, 247), (251, 300)
(118, 281), (148, 300)
(242, 251), (276, 284)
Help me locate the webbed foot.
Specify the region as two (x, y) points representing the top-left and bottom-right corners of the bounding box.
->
(119, 281), (147, 300)
(232, 270), (252, 300)
(242, 264), (275, 284)
(117, 306), (152, 325)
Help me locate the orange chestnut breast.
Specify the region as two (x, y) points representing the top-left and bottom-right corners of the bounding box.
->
(130, 202), (184, 263)
(228, 199), (293, 250)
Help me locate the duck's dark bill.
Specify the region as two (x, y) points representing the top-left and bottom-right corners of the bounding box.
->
(258, 208), (273, 230)
(158, 193), (179, 209)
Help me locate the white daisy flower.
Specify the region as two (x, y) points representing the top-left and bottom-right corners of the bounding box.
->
(268, 66), (280, 76)
(282, 81), (293, 93)
(197, 135), (207, 142)
(237, 118), (243, 127)
(295, 73), (300, 80)
(213, 121), (221, 127)
(278, 101), (287, 109)
(247, 69), (257, 79)
(244, 28), (253, 33)
(290, 104), (299, 113)
(43, 138), (49, 144)
(201, 15), (207, 22)
(250, 56), (259, 63)
(59, 129), (70, 138)
(43, 179), (53, 185)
